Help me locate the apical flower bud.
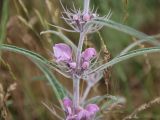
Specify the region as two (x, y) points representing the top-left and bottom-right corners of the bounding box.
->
(83, 13), (91, 21)
(73, 14), (79, 21)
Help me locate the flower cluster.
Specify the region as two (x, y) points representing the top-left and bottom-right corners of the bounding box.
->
(60, 0), (111, 33)
(53, 43), (96, 74)
(63, 98), (99, 120)
(45, 0), (112, 119)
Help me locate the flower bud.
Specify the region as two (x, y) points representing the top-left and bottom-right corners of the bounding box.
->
(82, 61), (89, 70)
(63, 98), (72, 108)
(81, 48), (96, 61)
(63, 98), (72, 115)
(73, 14), (79, 21)
(83, 13), (91, 21)
(85, 104), (99, 115)
(85, 104), (99, 119)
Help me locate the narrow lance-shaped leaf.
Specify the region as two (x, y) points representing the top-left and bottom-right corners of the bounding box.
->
(0, 44), (68, 106)
(88, 47), (160, 74)
(90, 19), (148, 39)
(0, 44), (49, 64)
(101, 96), (126, 110)
(35, 61), (67, 108)
(119, 34), (160, 56)
(40, 30), (77, 52)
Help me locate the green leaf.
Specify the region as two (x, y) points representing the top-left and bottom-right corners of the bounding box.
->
(0, 44), (49, 64)
(84, 95), (124, 105)
(40, 30), (77, 52)
(90, 19), (148, 39)
(0, 44), (68, 106)
(89, 47), (160, 74)
(119, 34), (160, 56)
(101, 96), (126, 110)
(0, 0), (9, 44)
(35, 61), (67, 108)
(31, 75), (46, 81)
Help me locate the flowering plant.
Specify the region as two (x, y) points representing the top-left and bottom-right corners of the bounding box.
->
(51, 0), (110, 119)
(1, 0), (160, 120)
(40, 0), (160, 120)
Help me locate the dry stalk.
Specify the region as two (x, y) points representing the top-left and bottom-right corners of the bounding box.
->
(0, 82), (17, 120)
(123, 97), (160, 120)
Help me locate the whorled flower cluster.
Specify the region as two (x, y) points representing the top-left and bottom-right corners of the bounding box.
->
(63, 98), (99, 120)
(53, 43), (96, 74)
(60, 0), (111, 33)
(47, 0), (112, 119)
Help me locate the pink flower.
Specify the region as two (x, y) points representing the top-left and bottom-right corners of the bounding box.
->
(81, 48), (96, 62)
(53, 43), (97, 71)
(63, 98), (72, 108)
(77, 109), (89, 120)
(77, 104), (99, 120)
(53, 43), (72, 62)
(63, 98), (73, 116)
(69, 62), (77, 69)
(63, 98), (99, 120)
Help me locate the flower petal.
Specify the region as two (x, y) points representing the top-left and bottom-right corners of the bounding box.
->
(81, 48), (96, 61)
(53, 43), (72, 62)
(69, 62), (77, 69)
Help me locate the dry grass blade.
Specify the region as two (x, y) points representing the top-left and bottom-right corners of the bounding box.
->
(97, 32), (112, 93)
(42, 102), (64, 120)
(0, 0), (9, 44)
(123, 97), (160, 120)
(18, 0), (29, 18)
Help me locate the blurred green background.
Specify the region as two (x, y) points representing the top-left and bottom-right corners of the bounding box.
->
(0, 0), (160, 119)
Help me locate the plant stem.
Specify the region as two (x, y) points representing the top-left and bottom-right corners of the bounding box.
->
(76, 32), (85, 69)
(73, 32), (85, 112)
(73, 75), (80, 112)
(83, 0), (90, 13)
(72, 0), (89, 113)
(81, 84), (92, 102)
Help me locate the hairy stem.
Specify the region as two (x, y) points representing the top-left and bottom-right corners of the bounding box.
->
(72, 0), (89, 113)
(73, 32), (86, 112)
(83, 0), (90, 13)
(73, 75), (80, 112)
(81, 84), (92, 102)
(76, 32), (86, 69)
